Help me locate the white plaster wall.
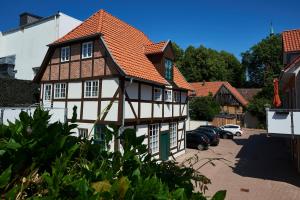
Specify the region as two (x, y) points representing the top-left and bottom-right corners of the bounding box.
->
(58, 13), (82, 37)
(141, 84), (152, 100)
(178, 130), (184, 140)
(68, 82), (82, 99)
(40, 84), (43, 99)
(0, 14), (81, 80)
(136, 124), (148, 145)
(181, 104), (187, 116)
(125, 81), (138, 99)
(173, 104), (180, 116)
(102, 78), (119, 98)
(67, 101), (81, 119)
(161, 123), (169, 131)
(153, 103), (162, 118)
(82, 101), (98, 120)
(100, 100), (119, 121)
(178, 121), (184, 130)
(124, 101), (138, 119)
(164, 104), (172, 118)
(140, 102), (151, 118)
(53, 101), (65, 108)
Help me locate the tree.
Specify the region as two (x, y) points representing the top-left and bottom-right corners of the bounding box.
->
(189, 95), (221, 121)
(172, 43), (243, 87)
(241, 34), (282, 87)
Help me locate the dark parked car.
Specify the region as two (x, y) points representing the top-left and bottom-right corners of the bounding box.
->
(194, 127), (220, 146)
(200, 125), (234, 139)
(186, 131), (210, 150)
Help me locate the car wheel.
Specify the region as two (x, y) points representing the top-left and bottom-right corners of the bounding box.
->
(197, 144), (204, 151)
(223, 134), (228, 139)
(236, 132), (241, 136)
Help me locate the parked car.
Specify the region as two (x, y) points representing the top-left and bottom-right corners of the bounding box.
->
(186, 131), (210, 150)
(200, 125), (234, 139)
(194, 127), (220, 146)
(220, 124), (243, 136)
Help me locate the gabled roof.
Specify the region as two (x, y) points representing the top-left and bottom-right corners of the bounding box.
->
(48, 9), (191, 90)
(237, 88), (262, 101)
(282, 29), (300, 53)
(144, 41), (168, 55)
(190, 81), (248, 106)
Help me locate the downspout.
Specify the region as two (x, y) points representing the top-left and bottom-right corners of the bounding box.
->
(117, 77), (133, 152)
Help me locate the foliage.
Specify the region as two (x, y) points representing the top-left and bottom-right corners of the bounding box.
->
(172, 43), (244, 87)
(0, 107), (226, 199)
(242, 34), (282, 126)
(241, 34), (282, 87)
(189, 95), (221, 121)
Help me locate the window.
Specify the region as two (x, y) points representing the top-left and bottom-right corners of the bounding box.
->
(173, 91), (180, 102)
(44, 84), (52, 100)
(85, 80), (98, 97)
(78, 128), (88, 139)
(149, 124), (159, 154)
(61, 46), (70, 62)
(164, 89), (172, 102)
(165, 59), (173, 80)
(154, 88), (162, 101)
(54, 83), (66, 99)
(94, 125), (105, 146)
(82, 42), (93, 58)
(170, 122), (177, 148)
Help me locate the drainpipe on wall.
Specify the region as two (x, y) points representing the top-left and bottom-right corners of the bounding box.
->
(117, 77), (133, 152)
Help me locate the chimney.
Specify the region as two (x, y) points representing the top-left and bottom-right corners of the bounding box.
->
(19, 12), (43, 26)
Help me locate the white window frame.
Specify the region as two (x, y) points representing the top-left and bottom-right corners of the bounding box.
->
(164, 89), (172, 102)
(78, 128), (88, 139)
(82, 42), (93, 59)
(154, 88), (162, 101)
(84, 80), (99, 98)
(44, 84), (52, 101)
(54, 83), (66, 99)
(170, 122), (177, 148)
(149, 124), (159, 154)
(61, 46), (70, 62)
(173, 91), (180, 103)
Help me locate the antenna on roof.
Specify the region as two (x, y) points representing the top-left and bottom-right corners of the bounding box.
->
(270, 21), (274, 36)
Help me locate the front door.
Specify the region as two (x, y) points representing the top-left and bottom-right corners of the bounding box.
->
(160, 131), (170, 161)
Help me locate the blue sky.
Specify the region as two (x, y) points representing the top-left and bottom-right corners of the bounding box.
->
(1, 0), (300, 59)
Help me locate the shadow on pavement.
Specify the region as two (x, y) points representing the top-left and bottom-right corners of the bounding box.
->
(232, 133), (300, 187)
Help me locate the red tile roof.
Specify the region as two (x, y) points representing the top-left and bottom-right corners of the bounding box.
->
(144, 41), (167, 55)
(190, 81), (248, 106)
(52, 9), (191, 90)
(282, 29), (300, 52)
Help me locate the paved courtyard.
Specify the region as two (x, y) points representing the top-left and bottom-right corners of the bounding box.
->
(176, 129), (300, 200)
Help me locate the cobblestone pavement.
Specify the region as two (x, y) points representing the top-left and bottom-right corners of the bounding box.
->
(176, 129), (300, 200)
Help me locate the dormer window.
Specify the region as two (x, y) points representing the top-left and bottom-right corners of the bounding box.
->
(165, 59), (173, 80)
(61, 46), (70, 62)
(82, 42), (93, 59)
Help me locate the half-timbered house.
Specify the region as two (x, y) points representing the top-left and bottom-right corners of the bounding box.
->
(34, 9), (192, 160)
(190, 81), (248, 126)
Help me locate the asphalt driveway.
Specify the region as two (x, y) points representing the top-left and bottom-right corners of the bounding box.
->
(176, 129), (300, 200)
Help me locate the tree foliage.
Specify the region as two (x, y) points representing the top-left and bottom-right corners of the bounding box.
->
(189, 95), (221, 121)
(172, 43), (244, 87)
(0, 108), (226, 199)
(241, 34), (282, 87)
(242, 34), (283, 126)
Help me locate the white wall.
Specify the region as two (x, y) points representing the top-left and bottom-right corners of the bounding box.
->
(102, 78), (119, 98)
(82, 101), (98, 120)
(141, 84), (152, 100)
(125, 81), (138, 99)
(140, 103), (151, 118)
(0, 13), (81, 80)
(68, 82), (82, 99)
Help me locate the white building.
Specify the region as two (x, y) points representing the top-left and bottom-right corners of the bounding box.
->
(0, 12), (81, 80)
(34, 9), (192, 160)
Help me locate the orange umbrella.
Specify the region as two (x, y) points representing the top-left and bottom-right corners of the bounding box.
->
(273, 78), (281, 107)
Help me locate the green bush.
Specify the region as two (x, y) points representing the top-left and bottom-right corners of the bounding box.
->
(190, 95), (221, 121)
(0, 107), (226, 199)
